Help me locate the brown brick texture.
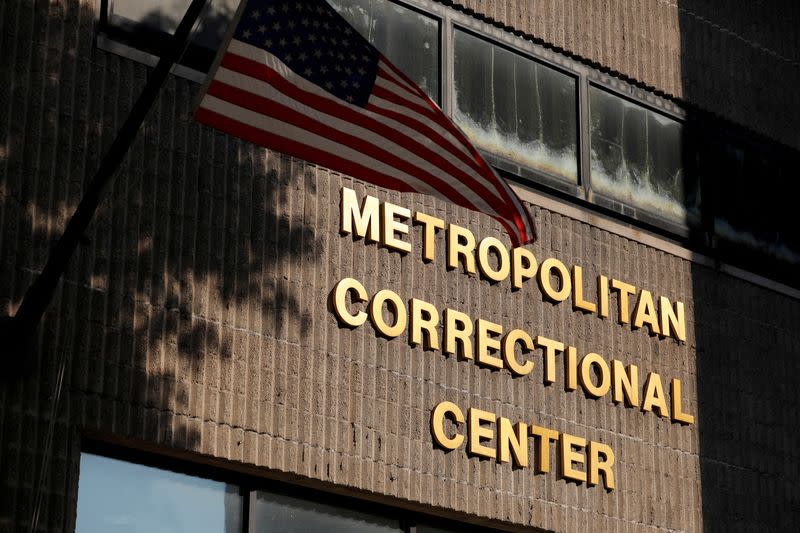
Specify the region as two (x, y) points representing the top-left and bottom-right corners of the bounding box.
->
(0, 1), (799, 532)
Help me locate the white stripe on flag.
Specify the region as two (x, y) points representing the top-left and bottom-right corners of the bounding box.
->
(224, 40), (510, 206)
(212, 66), (504, 217)
(199, 93), (441, 196)
(205, 39), (532, 241)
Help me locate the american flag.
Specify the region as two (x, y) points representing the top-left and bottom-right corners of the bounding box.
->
(195, 0), (536, 245)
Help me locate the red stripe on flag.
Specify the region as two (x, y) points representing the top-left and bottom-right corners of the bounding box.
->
(374, 68), (428, 103)
(370, 85), (459, 138)
(204, 80), (518, 232)
(379, 58), (432, 102)
(218, 53), (506, 210)
(370, 78), (533, 241)
(222, 53), (478, 171)
(195, 103), (521, 244)
(196, 106), (413, 192)
(195, 35), (536, 245)
(381, 59), (537, 242)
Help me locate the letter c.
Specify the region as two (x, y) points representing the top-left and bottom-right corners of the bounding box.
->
(430, 401), (465, 450)
(332, 278), (368, 327)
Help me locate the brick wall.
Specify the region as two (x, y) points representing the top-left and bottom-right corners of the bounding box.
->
(1, 1), (799, 532)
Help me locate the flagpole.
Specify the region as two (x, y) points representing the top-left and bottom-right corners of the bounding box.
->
(1, 0), (208, 371)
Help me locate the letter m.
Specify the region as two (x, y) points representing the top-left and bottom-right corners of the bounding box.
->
(341, 187), (380, 242)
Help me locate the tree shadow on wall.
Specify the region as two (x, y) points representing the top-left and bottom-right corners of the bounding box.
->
(0, 1), (321, 530)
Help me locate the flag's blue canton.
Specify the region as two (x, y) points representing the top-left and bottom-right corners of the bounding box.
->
(234, 0), (380, 107)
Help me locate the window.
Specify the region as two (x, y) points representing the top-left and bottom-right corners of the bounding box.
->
(700, 133), (800, 270)
(453, 29), (578, 183)
(75, 450), (501, 533)
(99, 0), (238, 72)
(100, 0), (440, 100)
(75, 453), (243, 533)
(329, 0), (440, 102)
(250, 489), (400, 532)
(589, 86), (698, 225)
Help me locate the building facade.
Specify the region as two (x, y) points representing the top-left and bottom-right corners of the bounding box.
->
(1, 0), (799, 531)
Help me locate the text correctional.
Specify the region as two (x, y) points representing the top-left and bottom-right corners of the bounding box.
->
(332, 277), (695, 426)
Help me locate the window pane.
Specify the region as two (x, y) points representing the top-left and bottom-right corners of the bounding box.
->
(107, 0), (238, 70)
(251, 489), (401, 532)
(453, 30), (578, 182)
(110, 0), (238, 49)
(75, 453), (243, 533)
(702, 136), (800, 266)
(590, 86), (698, 224)
(329, 0), (440, 102)
(416, 525), (459, 533)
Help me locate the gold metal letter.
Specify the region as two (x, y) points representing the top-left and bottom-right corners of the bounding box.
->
(632, 289), (661, 334)
(477, 236), (510, 282)
(380, 201), (412, 253)
(560, 433), (587, 482)
(610, 279), (636, 325)
(511, 247), (537, 290)
(659, 296), (687, 342)
(476, 319), (504, 370)
(430, 401), (465, 450)
(572, 265), (597, 313)
(443, 308), (473, 360)
(468, 408), (497, 459)
(579, 352), (611, 398)
(535, 335), (564, 384)
(530, 425), (560, 474)
(340, 187), (379, 242)
(410, 298), (440, 350)
(502, 329), (534, 376)
(498, 417), (529, 468)
(565, 346), (578, 391)
(538, 257), (572, 302)
(588, 441), (616, 490)
(611, 360), (639, 407)
(413, 211), (444, 262)
(369, 289), (407, 338)
(598, 275), (609, 318)
(670, 378), (695, 425)
(447, 223), (476, 274)
(642, 372), (669, 417)
(332, 277), (368, 327)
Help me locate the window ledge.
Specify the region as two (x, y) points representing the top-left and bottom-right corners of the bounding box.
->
(96, 34), (206, 84)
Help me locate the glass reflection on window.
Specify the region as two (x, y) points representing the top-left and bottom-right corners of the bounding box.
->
(109, 0), (239, 50)
(75, 453), (243, 533)
(329, 0), (440, 102)
(416, 524), (460, 533)
(453, 29), (578, 182)
(703, 137), (800, 265)
(590, 86), (698, 224)
(250, 489), (401, 532)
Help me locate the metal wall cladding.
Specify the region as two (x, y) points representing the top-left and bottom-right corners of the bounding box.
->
(0, 1), (799, 532)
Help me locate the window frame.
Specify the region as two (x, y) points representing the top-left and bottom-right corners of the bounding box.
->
(95, 0), (211, 82)
(450, 23), (582, 194)
(94, 0), (697, 235)
(585, 80), (696, 237)
(433, 0), (699, 238)
(354, 0), (446, 105)
(78, 440), (506, 533)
